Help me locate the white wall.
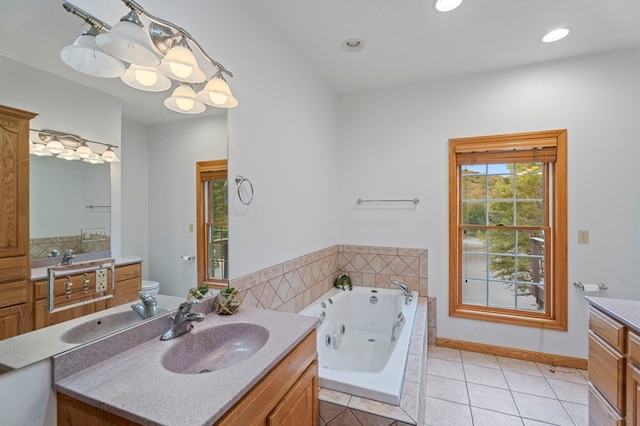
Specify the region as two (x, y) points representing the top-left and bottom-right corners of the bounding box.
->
(337, 48), (640, 358)
(120, 120), (151, 278)
(146, 115), (227, 296)
(200, 2), (340, 278)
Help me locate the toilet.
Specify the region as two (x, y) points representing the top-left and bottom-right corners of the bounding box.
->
(141, 280), (160, 297)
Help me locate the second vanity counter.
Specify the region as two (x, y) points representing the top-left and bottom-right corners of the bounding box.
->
(53, 302), (318, 425)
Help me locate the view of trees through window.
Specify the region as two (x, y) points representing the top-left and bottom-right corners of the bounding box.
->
(460, 162), (548, 312)
(207, 177), (228, 281)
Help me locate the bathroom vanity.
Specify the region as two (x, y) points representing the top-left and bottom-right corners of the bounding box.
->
(30, 258), (143, 330)
(587, 297), (640, 425)
(53, 302), (318, 425)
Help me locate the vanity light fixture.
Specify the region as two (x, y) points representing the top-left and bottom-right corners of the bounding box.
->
(29, 129), (119, 164)
(61, 1), (238, 114)
(434, 0), (463, 12)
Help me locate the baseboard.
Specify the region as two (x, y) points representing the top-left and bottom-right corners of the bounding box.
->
(436, 337), (588, 370)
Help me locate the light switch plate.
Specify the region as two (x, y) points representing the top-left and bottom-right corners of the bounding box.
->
(578, 230), (589, 244)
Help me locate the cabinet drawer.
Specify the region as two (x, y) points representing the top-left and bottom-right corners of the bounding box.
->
(589, 331), (626, 414)
(590, 307), (626, 353)
(115, 263), (141, 282)
(0, 256), (28, 284)
(110, 277), (141, 307)
(629, 331), (640, 367)
(589, 383), (625, 426)
(0, 281), (28, 309)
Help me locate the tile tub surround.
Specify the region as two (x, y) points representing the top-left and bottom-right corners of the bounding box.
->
(53, 302), (318, 426)
(229, 245), (431, 424)
(230, 244), (428, 315)
(318, 296), (429, 426)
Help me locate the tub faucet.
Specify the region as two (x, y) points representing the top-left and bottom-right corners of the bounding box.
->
(160, 299), (205, 341)
(131, 292), (159, 319)
(389, 280), (413, 305)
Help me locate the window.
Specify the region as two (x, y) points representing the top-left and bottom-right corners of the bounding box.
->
(448, 130), (567, 330)
(196, 160), (228, 288)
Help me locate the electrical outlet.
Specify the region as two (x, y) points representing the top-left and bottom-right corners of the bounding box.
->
(95, 268), (108, 293)
(578, 230), (589, 244)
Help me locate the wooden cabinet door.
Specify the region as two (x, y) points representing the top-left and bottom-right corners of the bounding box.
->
(267, 360), (318, 426)
(33, 299), (104, 330)
(0, 105), (36, 260)
(0, 303), (27, 340)
(628, 363), (640, 426)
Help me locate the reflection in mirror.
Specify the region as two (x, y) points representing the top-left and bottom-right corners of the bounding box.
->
(0, 55), (228, 372)
(30, 155), (111, 259)
(197, 160), (228, 284)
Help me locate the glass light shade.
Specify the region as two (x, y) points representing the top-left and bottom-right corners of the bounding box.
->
(542, 28), (571, 43)
(76, 143), (94, 159)
(121, 64), (172, 92)
(60, 31), (125, 78)
(44, 140), (65, 154)
(196, 77), (238, 108)
(215, 94), (238, 109)
(164, 83), (206, 114)
(157, 45), (206, 83)
(101, 147), (120, 163)
(96, 11), (160, 67)
(58, 149), (80, 161)
(30, 144), (52, 156)
(83, 153), (105, 164)
(434, 0), (462, 12)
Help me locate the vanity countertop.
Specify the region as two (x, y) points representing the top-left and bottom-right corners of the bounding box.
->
(53, 305), (318, 426)
(0, 294), (183, 371)
(586, 296), (640, 331)
(30, 255), (143, 281)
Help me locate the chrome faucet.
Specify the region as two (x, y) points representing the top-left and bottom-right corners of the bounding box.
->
(389, 280), (413, 305)
(160, 299), (205, 341)
(131, 292), (159, 319)
(60, 249), (75, 265)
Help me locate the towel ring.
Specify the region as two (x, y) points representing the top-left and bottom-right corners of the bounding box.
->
(235, 175), (254, 205)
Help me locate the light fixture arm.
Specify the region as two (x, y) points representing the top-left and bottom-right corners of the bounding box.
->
(30, 128), (119, 150)
(118, 0), (233, 78)
(62, 1), (111, 32)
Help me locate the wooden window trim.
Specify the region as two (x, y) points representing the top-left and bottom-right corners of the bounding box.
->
(448, 129), (568, 330)
(196, 159), (228, 289)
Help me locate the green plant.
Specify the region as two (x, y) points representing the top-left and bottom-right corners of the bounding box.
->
(334, 274), (352, 291)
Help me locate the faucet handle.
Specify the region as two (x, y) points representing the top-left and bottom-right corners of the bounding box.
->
(178, 298), (199, 313)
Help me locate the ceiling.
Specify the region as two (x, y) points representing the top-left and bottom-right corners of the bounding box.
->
(1, 0), (639, 124)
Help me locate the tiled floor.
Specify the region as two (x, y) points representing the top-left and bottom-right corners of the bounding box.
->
(424, 346), (589, 426)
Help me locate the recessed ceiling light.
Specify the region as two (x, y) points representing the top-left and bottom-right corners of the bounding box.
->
(341, 38), (366, 53)
(434, 0), (463, 12)
(542, 28), (571, 43)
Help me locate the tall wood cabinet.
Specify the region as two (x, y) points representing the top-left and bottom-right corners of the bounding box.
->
(0, 105), (37, 340)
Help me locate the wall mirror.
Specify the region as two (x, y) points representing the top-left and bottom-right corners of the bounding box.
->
(30, 155), (111, 260)
(0, 50), (227, 363)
